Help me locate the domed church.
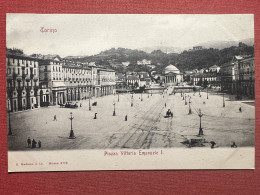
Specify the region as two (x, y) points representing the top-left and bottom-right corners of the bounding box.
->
(163, 64), (183, 86)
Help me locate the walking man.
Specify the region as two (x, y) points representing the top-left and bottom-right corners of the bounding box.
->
(32, 139), (36, 149)
(27, 137), (31, 148)
(54, 115), (57, 121)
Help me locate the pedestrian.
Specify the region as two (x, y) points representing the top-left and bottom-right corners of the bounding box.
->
(54, 115), (57, 121)
(32, 139), (36, 149)
(165, 103), (166, 107)
(231, 142), (237, 148)
(27, 137), (31, 148)
(80, 103), (82, 107)
(239, 107), (242, 112)
(94, 113), (97, 119)
(125, 115), (127, 121)
(38, 140), (41, 148)
(210, 141), (216, 149)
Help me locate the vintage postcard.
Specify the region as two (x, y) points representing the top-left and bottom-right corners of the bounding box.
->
(6, 14), (255, 172)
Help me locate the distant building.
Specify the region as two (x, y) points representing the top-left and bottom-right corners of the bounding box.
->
(137, 59), (151, 65)
(193, 46), (203, 51)
(163, 64), (183, 86)
(138, 72), (151, 88)
(116, 73), (127, 89)
(122, 61), (130, 67)
(190, 72), (219, 86)
(209, 65), (221, 73)
(126, 75), (140, 89)
(147, 64), (155, 69)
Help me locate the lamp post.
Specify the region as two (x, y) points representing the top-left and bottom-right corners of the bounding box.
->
(69, 112), (75, 139)
(89, 91), (91, 111)
(223, 92), (225, 107)
(199, 90), (201, 96)
(207, 87), (209, 99)
(113, 101), (116, 116)
(141, 92), (143, 101)
(7, 100), (12, 135)
(148, 93), (149, 98)
(118, 93), (119, 102)
(198, 109), (203, 136)
(185, 94), (187, 105)
(188, 97), (192, 114)
(131, 95), (133, 107)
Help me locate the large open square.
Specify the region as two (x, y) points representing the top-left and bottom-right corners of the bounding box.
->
(7, 89), (255, 151)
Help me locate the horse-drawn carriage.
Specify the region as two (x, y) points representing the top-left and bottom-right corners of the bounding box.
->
(166, 109), (173, 117)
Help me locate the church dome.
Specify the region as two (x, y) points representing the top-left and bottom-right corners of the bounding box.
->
(164, 64), (180, 74)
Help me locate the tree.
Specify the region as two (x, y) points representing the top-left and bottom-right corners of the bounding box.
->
(197, 78), (203, 86)
(134, 81), (139, 89)
(203, 79), (209, 88)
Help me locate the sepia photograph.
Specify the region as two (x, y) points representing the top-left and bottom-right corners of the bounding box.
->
(6, 14), (255, 172)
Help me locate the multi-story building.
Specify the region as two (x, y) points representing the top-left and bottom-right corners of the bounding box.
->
(220, 56), (254, 99)
(39, 55), (66, 105)
(126, 75), (140, 89)
(7, 50), (118, 110)
(6, 49), (41, 112)
(220, 62), (235, 93)
(190, 72), (219, 86)
(98, 68), (116, 96)
(39, 58), (116, 105)
(233, 56), (255, 99)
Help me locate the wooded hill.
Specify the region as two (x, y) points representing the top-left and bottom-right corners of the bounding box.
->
(67, 43), (254, 73)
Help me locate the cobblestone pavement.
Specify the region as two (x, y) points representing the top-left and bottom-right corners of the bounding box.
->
(7, 90), (255, 151)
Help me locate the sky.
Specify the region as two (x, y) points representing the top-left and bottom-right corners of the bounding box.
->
(6, 14), (254, 57)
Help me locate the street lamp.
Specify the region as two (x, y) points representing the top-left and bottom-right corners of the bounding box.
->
(69, 112), (76, 139)
(188, 97), (192, 114)
(113, 101), (116, 116)
(7, 100), (12, 136)
(141, 92), (143, 101)
(223, 92), (225, 107)
(148, 93), (149, 98)
(118, 93), (120, 102)
(185, 94), (187, 105)
(198, 109), (203, 136)
(89, 91), (91, 111)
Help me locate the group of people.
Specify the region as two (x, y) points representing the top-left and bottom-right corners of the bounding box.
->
(27, 137), (41, 149)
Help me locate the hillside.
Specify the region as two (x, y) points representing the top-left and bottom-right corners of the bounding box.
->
(65, 43), (254, 73)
